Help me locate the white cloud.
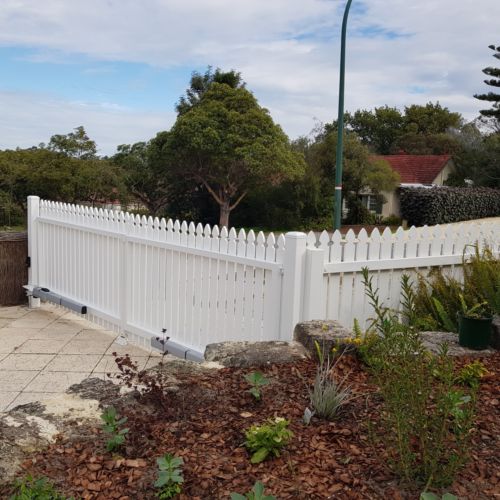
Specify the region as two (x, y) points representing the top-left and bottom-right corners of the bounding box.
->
(0, 91), (175, 155)
(0, 0), (499, 152)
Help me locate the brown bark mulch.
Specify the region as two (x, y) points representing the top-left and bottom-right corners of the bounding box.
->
(3, 352), (499, 499)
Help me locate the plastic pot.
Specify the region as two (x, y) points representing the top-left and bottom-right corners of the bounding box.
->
(457, 314), (493, 350)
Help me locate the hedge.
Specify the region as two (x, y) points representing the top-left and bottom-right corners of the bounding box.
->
(400, 186), (500, 226)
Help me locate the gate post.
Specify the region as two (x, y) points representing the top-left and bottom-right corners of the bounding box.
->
(279, 232), (307, 340)
(302, 247), (325, 321)
(27, 195), (40, 308)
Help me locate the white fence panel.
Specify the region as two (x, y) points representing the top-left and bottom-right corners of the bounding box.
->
(30, 197), (286, 359)
(27, 196), (500, 356)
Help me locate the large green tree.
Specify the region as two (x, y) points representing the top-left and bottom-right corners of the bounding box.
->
(112, 132), (173, 215)
(346, 106), (405, 154)
(341, 103), (463, 155)
(308, 128), (400, 223)
(168, 82), (305, 227)
(474, 44), (500, 131)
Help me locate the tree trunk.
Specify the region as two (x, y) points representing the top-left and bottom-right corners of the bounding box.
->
(219, 200), (231, 228)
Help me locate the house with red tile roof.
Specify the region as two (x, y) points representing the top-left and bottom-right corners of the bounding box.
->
(363, 154), (455, 218)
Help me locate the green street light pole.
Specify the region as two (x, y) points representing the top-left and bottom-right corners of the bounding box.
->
(334, 0), (353, 231)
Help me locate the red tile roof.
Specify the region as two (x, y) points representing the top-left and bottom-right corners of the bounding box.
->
(370, 154), (452, 185)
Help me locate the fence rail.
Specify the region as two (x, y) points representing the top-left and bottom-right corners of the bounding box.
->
(27, 196), (500, 358)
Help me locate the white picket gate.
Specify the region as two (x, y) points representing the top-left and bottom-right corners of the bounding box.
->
(26, 196), (500, 359)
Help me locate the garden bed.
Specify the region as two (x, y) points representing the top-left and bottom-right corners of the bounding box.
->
(1, 351), (498, 499)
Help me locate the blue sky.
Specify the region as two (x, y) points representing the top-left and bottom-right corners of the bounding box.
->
(0, 0), (499, 155)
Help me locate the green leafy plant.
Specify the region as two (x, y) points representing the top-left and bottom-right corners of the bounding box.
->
(10, 475), (73, 500)
(244, 371), (270, 401)
(101, 406), (129, 452)
(154, 454), (184, 499)
(463, 244), (500, 315)
(362, 269), (478, 489)
(244, 417), (293, 464)
(420, 493), (458, 500)
(230, 481), (276, 500)
(458, 293), (491, 319)
(455, 360), (488, 387)
(410, 244), (499, 332)
(308, 340), (351, 421)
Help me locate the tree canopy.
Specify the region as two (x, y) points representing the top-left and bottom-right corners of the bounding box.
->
(474, 44), (500, 131)
(176, 66), (245, 116)
(168, 82), (305, 227)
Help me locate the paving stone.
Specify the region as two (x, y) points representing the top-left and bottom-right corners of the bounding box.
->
(105, 342), (154, 357)
(6, 392), (53, 410)
(44, 354), (102, 373)
(60, 338), (114, 355)
(0, 354), (55, 371)
(73, 329), (117, 342)
(0, 306), (29, 320)
(23, 371), (90, 393)
(0, 391), (19, 411)
(15, 339), (70, 354)
(93, 355), (148, 374)
(0, 371), (37, 391)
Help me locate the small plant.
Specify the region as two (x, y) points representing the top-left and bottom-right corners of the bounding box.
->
(10, 475), (73, 500)
(361, 269), (478, 489)
(230, 481), (276, 500)
(458, 293), (491, 319)
(308, 340), (351, 421)
(101, 406), (129, 452)
(154, 453), (184, 499)
(456, 360), (488, 387)
(244, 371), (270, 401)
(420, 493), (458, 500)
(244, 417), (293, 464)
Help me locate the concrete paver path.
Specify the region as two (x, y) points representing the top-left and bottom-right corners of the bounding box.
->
(0, 304), (161, 411)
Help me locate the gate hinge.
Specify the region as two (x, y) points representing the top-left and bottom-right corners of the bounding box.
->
(26, 256), (31, 268)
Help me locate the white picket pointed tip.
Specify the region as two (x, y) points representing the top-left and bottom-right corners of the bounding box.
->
(180, 221), (188, 232)
(306, 231), (317, 247)
(220, 226), (228, 238)
(212, 225), (220, 238)
(174, 220), (181, 231)
(345, 229), (356, 242)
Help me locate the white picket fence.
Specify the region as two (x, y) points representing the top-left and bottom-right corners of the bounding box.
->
(26, 196), (500, 359)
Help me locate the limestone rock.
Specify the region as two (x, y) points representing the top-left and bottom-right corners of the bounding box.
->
(204, 341), (308, 368)
(420, 331), (496, 356)
(294, 320), (356, 358)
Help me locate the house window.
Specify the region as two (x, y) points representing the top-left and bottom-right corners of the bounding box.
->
(361, 194), (382, 214)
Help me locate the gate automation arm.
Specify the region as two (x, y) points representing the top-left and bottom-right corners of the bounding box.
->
(32, 287), (87, 315)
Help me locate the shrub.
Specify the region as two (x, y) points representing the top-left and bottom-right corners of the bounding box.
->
(362, 269), (478, 488)
(400, 186), (500, 226)
(230, 481), (276, 500)
(412, 244), (499, 332)
(463, 245), (500, 315)
(244, 417), (293, 464)
(10, 475), (73, 500)
(244, 372), (270, 401)
(154, 454), (184, 499)
(101, 406), (129, 452)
